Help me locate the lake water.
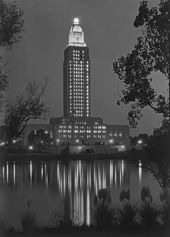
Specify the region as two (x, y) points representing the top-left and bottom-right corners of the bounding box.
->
(0, 159), (161, 228)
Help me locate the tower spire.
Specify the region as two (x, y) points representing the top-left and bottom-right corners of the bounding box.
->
(68, 17), (86, 46)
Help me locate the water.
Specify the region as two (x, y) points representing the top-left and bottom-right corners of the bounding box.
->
(0, 159), (161, 228)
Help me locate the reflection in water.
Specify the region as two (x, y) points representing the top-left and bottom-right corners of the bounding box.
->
(41, 162), (43, 180)
(29, 160), (32, 186)
(2, 165), (5, 184)
(86, 188), (90, 225)
(6, 161), (9, 184)
(13, 161), (16, 185)
(0, 159), (158, 226)
(139, 160), (142, 185)
(115, 166), (117, 186)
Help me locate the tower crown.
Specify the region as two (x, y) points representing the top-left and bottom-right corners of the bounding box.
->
(68, 18), (86, 47)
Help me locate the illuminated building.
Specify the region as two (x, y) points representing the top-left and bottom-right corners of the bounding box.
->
(63, 18), (90, 118)
(23, 18), (130, 151)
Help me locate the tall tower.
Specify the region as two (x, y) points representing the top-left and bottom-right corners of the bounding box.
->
(63, 18), (91, 118)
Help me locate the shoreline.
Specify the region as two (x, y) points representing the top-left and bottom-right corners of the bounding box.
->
(0, 152), (132, 162)
(0, 149), (148, 162)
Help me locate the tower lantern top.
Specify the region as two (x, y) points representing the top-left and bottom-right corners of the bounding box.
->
(68, 17), (86, 47)
(73, 17), (79, 25)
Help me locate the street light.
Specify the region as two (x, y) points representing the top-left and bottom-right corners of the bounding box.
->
(109, 139), (114, 144)
(138, 140), (143, 145)
(28, 145), (34, 151)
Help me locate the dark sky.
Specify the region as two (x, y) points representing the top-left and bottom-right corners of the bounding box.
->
(6, 0), (168, 136)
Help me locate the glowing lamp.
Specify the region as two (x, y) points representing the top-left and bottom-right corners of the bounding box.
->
(109, 139), (114, 144)
(138, 140), (143, 145)
(28, 145), (34, 151)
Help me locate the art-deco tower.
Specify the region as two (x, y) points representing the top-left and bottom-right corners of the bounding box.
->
(63, 18), (90, 118)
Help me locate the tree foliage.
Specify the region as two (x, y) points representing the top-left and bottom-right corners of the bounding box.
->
(0, 0), (24, 108)
(4, 80), (48, 142)
(0, 55), (7, 107)
(0, 0), (24, 47)
(113, 0), (169, 128)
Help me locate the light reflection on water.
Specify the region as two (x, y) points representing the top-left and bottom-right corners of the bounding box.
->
(0, 159), (161, 227)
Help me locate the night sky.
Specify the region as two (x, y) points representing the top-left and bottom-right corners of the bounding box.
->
(5, 0), (168, 136)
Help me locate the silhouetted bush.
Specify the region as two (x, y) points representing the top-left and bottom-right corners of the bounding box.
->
(48, 209), (62, 228)
(20, 197), (37, 232)
(116, 202), (137, 228)
(139, 201), (160, 228)
(20, 212), (37, 232)
(117, 189), (137, 228)
(139, 186), (160, 228)
(93, 189), (114, 229)
(141, 186), (152, 202)
(119, 189), (130, 202)
(160, 191), (170, 227)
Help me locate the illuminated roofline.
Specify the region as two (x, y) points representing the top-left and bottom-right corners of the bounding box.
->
(67, 42), (87, 47)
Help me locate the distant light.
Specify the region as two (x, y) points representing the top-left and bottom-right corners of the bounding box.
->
(138, 140), (143, 145)
(0, 142), (5, 146)
(73, 17), (79, 25)
(12, 139), (16, 144)
(109, 139), (114, 144)
(56, 139), (60, 143)
(45, 130), (48, 134)
(119, 145), (126, 152)
(28, 145), (34, 151)
(121, 145), (125, 149)
(78, 146), (82, 151)
(75, 139), (80, 143)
